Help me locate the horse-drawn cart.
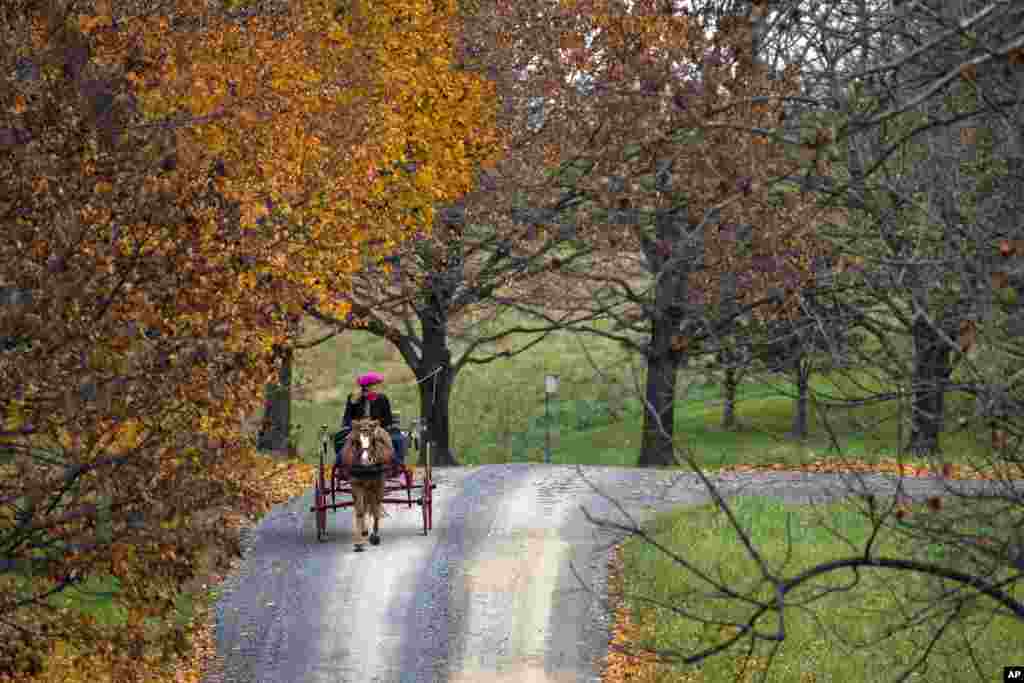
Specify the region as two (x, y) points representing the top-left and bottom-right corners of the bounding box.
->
(311, 418), (435, 543)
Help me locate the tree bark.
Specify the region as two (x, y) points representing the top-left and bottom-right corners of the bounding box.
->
(719, 347), (744, 430)
(414, 299), (460, 467)
(639, 326), (685, 466)
(416, 352), (458, 466)
(723, 365), (738, 430)
(906, 316), (952, 456)
(638, 216), (688, 467)
(257, 345), (292, 454)
(791, 352), (810, 440)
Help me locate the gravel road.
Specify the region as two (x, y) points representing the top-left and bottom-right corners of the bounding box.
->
(201, 464), (1011, 683)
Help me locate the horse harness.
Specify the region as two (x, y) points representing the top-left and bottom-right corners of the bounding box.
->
(347, 399), (389, 480)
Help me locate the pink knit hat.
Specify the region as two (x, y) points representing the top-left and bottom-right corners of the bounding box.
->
(357, 371), (384, 387)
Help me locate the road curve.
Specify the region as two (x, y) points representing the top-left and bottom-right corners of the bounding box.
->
(200, 464), (1009, 683)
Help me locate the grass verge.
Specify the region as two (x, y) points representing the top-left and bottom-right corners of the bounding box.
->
(605, 496), (1024, 682)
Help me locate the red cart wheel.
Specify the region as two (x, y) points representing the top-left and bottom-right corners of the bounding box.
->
(422, 443), (433, 535)
(404, 466), (413, 508)
(315, 433), (328, 541)
(420, 477), (429, 535)
(424, 469), (433, 533)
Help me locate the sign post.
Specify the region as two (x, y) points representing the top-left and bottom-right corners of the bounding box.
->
(544, 374), (559, 464)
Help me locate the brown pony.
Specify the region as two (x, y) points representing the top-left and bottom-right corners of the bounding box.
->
(339, 417), (394, 552)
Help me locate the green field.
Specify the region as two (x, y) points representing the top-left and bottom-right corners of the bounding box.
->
(289, 312), (993, 471)
(618, 496), (1024, 682)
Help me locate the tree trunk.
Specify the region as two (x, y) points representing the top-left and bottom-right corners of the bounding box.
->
(639, 338), (684, 466)
(638, 209), (689, 467)
(416, 360), (457, 466)
(791, 353), (810, 440)
(416, 312), (460, 466)
(257, 345), (292, 454)
(906, 316), (952, 456)
(639, 277), (687, 466)
(720, 349), (741, 430)
(723, 366), (738, 429)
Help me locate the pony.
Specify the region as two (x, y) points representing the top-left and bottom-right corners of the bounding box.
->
(339, 417), (394, 552)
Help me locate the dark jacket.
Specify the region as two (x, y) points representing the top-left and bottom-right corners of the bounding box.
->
(342, 391), (395, 431)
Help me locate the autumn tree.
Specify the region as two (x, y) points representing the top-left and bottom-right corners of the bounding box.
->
(451, 0), (837, 465)
(269, 0), (627, 468)
(564, 0), (1024, 679)
(740, 267), (866, 439)
(224, 0), (518, 461)
(779, 0), (1024, 459)
(302, 188), (606, 466)
(0, 4), (287, 662)
(0, 0), (503, 675)
(670, 254), (861, 435)
(408, 0), (1024, 676)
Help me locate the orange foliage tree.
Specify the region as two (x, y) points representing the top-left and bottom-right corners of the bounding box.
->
(303, 191), (602, 466)
(447, 0), (835, 464)
(0, 0), (502, 677)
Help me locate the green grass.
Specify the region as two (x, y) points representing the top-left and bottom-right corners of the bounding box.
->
(620, 496), (1024, 681)
(288, 311), (996, 470)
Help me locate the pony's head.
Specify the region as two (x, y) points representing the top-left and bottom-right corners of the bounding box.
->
(347, 417), (393, 466)
(351, 417), (378, 462)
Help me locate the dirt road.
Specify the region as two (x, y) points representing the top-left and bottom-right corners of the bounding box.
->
(200, 464), (1000, 683)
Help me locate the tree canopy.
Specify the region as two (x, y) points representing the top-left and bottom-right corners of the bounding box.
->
(0, 0), (504, 675)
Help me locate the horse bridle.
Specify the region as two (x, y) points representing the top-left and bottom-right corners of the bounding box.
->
(357, 397), (377, 465)
(358, 430), (373, 465)
(352, 418), (383, 466)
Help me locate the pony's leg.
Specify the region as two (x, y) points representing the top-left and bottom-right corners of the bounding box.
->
(369, 505), (380, 545)
(364, 485), (373, 543)
(369, 479), (382, 546)
(362, 487), (371, 537)
(352, 486), (366, 552)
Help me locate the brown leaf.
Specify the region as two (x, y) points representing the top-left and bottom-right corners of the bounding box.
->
(960, 64), (977, 82)
(959, 319), (976, 353)
(992, 270), (1009, 289)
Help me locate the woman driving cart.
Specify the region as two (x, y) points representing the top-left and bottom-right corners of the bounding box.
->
(312, 372), (434, 543)
(335, 371), (407, 469)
